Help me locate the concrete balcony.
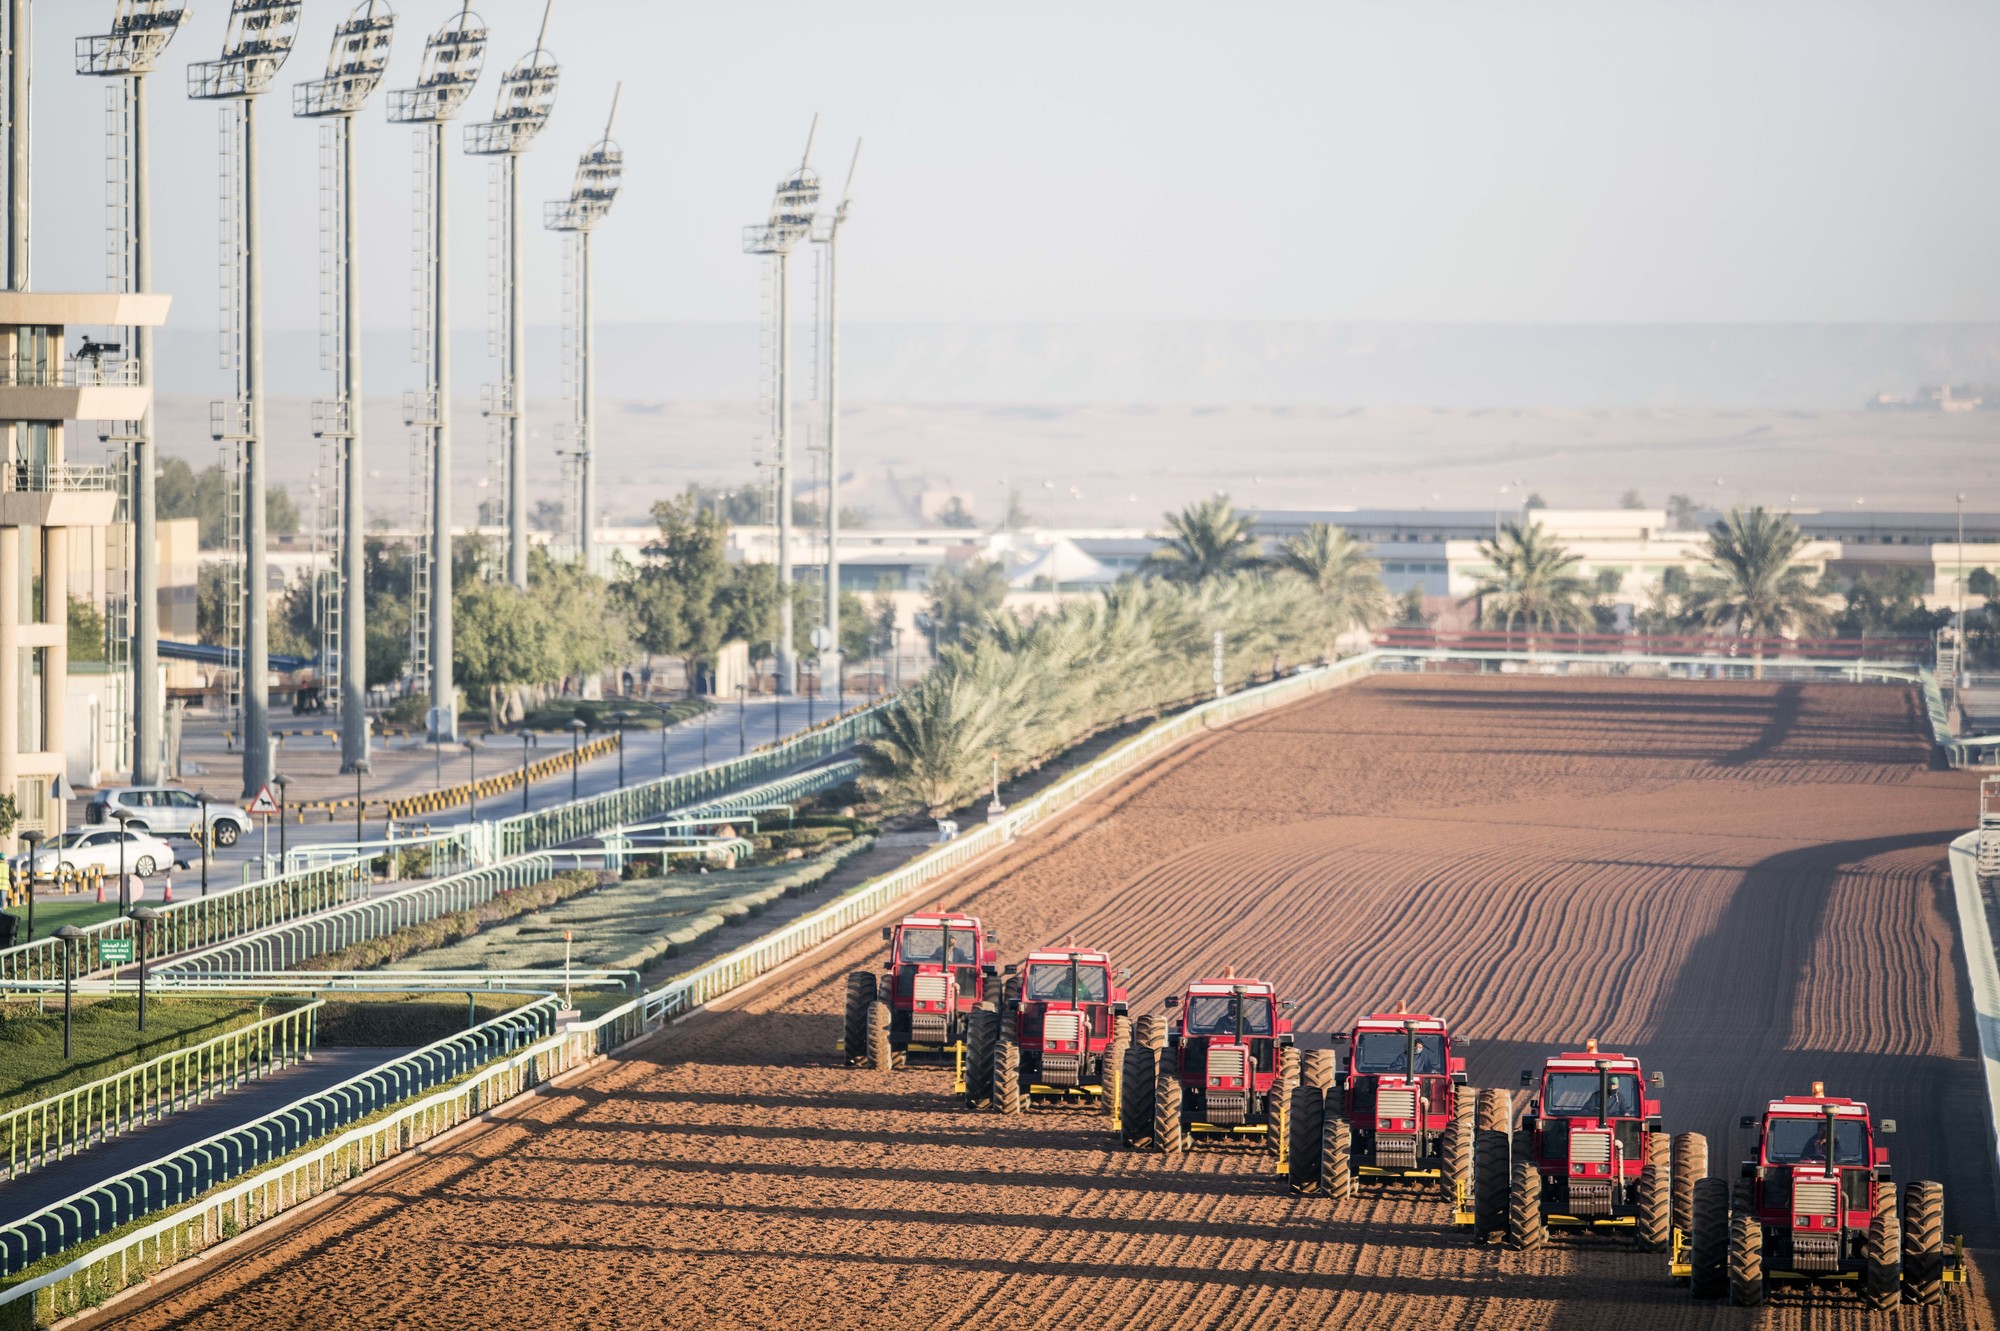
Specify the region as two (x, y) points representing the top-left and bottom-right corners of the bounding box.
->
(0, 356), (149, 424)
(0, 463), (118, 527)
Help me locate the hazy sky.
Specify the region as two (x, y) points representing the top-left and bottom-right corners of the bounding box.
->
(24, 0), (2000, 334)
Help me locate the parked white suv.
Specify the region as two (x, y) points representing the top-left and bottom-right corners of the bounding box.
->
(85, 787), (249, 846)
(7, 828), (182, 879)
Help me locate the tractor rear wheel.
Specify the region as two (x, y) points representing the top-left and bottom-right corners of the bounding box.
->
(1473, 1125), (1509, 1243)
(1671, 1132), (1708, 1238)
(1442, 1090), (1474, 1205)
(1728, 1213), (1764, 1306)
(1120, 1046), (1158, 1148)
(996, 1040), (1023, 1115)
(1303, 1048), (1336, 1092)
(1288, 1084), (1325, 1193)
(1507, 1157), (1546, 1251)
(1635, 1139), (1671, 1252)
(1732, 1178), (1754, 1215)
(866, 1000), (893, 1073)
(842, 972), (877, 1066)
(1154, 1070), (1184, 1154)
(1323, 1113), (1354, 1201)
(1134, 1014), (1166, 1050)
(1476, 1087), (1512, 1135)
(964, 1008), (999, 1108)
(1688, 1177), (1729, 1300)
(1864, 1185), (1901, 1311)
(1002, 975), (1023, 1009)
(1902, 1180), (1945, 1306)
(1277, 1044), (1301, 1089)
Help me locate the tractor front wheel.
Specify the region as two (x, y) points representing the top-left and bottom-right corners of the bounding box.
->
(995, 1039), (1022, 1115)
(1102, 1022), (1130, 1119)
(1120, 1046), (1158, 1148)
(1473, 1122), (1510, 1243)
(842, 972), (877, 1066)
(1864, 1185), (1901, 1311)
(1670, 1132), (1708, 1238)
(1288, 1084), (1326, 1193)
(1688, 1178), (1729, 1300)
(1476, 1087), (1512, 1135)
(1442, 1091), (1474, 1205)
(866, 1000), (893, 1073)
(1154, 1070), (1184, 1154)
(1728, 1213), (1763, 1306)
(1302, 1048), (1336, 1092)
(1903, 1180), (1945, 1306)
(1507, 1158), (1546, 1250)
(1635, 1136), (1671, 1252)
(1323, 1113), (1354, 1201)
(1135, 1014), (1166, 1050)
(963, 1008), (999, 1108)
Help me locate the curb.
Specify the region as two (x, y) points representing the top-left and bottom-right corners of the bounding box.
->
(1946, 831), (2000, 1211)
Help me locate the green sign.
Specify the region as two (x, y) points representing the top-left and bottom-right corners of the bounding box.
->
(99, 938), (134, 964)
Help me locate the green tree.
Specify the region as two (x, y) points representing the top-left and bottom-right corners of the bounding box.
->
(1393, 586), (1435, 630)
(936, 497), (977, 529)
(1143, 495), (1261, 584)
(1461, 520), (1593, 637)
(0, 791), (16, 840)
(1665, 493), (1701, 531)
(1680, 507), (1833, 662)
(455, 580), (548, 725)
(926, 558), (1010, 647)
(67, 595), (106, 663)
(1833, 568), (1951, 639)
(157, 461), (297, 545)
(1619, 489), (1645, 510)
(1271, 523), (1389, 642)
(617, 494), (733, 681)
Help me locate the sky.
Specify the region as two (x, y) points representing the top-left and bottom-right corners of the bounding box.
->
(22, 0), (2000, 336)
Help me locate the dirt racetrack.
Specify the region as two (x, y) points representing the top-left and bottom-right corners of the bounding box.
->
(103, 675), (1998, 1330)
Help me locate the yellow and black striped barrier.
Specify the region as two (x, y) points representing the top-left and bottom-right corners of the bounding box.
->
(6, 862), (107, 904)
(287, 732), (623, 822)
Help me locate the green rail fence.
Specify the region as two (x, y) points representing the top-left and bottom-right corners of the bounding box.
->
(490, 706), (880, 857)
(0, 862), (372, 987)
(157, 857), (561, 978)
(3, 1002), (320, 1183)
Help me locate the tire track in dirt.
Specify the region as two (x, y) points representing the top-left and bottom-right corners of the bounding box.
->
(98, 676), (1993, 1331)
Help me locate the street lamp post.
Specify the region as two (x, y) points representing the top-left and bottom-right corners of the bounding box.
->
(130, 906), (160, 1033)
(1957, 493), (1968, 696)
(466, 739), (479, 823)
(737, 685), (748, 756)
(701, 700), (709, 767)
(110, 808), (133, 914)
(521, 733), (532, 815)
(569, 718), (586, 802)
(55, 926), (84, 1060)
(353, 761), (370, 845)
(196, 794), (210, 896)
(610, 711), (630, 788)
(19, 830), (42, 943)
(272, 774), (290, 867)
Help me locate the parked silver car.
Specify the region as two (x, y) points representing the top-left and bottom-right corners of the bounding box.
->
(84, 786), (249, 846)
(6, 828), (182, 879)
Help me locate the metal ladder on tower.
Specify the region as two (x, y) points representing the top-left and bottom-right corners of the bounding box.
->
(310, 121), (347, 716)
(99, 78), (137, 769)
(213, 102), (251, 739)
(403, 127), (437, 696)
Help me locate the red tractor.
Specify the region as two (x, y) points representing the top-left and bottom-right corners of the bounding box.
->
(1678, 1083), (1961, 1309)
(840, 912), (997, 1088)
(1119, 973), (1295, 1153)
(965, 946), (1131, 1113)
(1287, 1010), (1485, 1210)
(1500, 1040), (1679, 1249)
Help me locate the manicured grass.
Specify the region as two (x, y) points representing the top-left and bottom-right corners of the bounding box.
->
(0, 996), (274, 1111)
(10, 895), (124, 941)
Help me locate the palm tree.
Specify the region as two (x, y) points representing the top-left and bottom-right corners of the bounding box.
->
(1273, 523), (1390, 649)
(1680, 506), (1832, 673)
(1143, 495), (1261, 584)
(1460, 520), (1594, 643)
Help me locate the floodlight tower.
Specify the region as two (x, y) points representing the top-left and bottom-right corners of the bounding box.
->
(544, 89), (623, 577)
(810, 141), (859, 700)
(743, 118), (820, 697)
(188, 0), (303, 799)
(77, 2), (190, 785)
(296, 2), (395, 774)
(389, 2), (486, 746)
(468, 2), (557, 592)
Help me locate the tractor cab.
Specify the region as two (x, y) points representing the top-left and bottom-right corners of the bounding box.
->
(1335, 1011), (1465, 1174)
(882, 913), (996, 1051)
(1739, 1087), (1887, 1272)
(1162, 975), (1294, 1141)
(1518, 1040), (1664, 1217)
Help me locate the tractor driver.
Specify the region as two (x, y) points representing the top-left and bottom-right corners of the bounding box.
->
(1764, 1117), (1866, 1167)
(1543, 1073), (1642, 1118)
(1026, 964), (1109, 1003)
(1186, 994), (1274, 1037)
(1353, 1032), (1445, 1076)
(898, 928), (977, 966)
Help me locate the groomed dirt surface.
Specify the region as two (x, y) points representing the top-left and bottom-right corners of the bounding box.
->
(103, 675), (1997, 1330)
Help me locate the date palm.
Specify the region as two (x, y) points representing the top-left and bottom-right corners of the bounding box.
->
(1273, 523), (1389, 645)
(1461, 520), (1593, 640)
(1143, 495), (1262, 584)
(1681, 506), (1831, 674)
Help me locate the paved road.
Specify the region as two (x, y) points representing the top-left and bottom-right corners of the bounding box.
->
(0, 1047), (405, 1230)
